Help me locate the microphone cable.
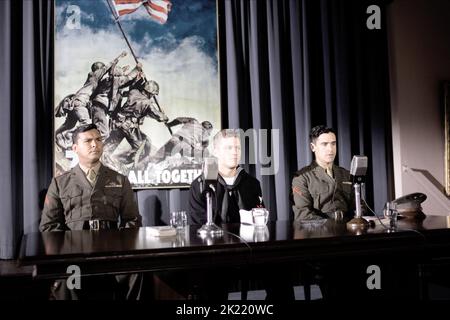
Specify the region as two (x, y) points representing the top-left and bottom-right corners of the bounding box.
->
(360, 196), (426, 240)
(222, 229), (252, 252)
(358, 183), (388, 229)
(360, 196), (389, 230)
(205, 180), (254, 266)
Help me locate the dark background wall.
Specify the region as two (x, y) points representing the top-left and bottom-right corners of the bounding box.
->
(0, 0), (411, 259)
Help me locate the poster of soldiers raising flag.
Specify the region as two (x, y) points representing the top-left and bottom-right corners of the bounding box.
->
(54, 0), (221, 188)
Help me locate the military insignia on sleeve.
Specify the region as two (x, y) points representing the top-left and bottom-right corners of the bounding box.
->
(292, 186), (303, 196)
(44, 195), (52, 206)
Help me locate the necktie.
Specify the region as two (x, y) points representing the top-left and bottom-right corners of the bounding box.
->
(87, 169), (96, 186)
(326, 167), (333, 178)
(221, 188), (240, 224)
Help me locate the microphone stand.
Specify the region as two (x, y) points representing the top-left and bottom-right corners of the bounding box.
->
(197, 182), (223, 238)
(346, 177), (369, 231)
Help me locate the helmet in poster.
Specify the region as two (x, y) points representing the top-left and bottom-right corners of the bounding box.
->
(91, 62), (105, 72)
(144, 80), (159, 95)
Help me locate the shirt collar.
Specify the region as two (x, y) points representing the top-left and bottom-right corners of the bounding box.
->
(314, 160), (333, 172)
(219, 166), (243, 179)
(79, 162), (101, 176)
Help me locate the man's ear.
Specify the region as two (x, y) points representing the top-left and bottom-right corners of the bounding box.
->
(310, 142), (315, 153)
(72, 143), (78, 153)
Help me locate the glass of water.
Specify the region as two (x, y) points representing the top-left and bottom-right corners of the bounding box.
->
(252, 208), (269, 228)
(384, 202), (398, 231)
(170, 211), (187, 230)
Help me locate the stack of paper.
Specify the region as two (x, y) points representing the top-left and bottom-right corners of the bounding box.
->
(147, 226), (177, 237)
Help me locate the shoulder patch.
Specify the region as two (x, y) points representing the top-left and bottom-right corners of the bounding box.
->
(44, 195), (54, 207)
(292, 186), (304, 197)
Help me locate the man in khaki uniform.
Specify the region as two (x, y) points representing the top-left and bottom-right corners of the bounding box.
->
(40, 124), (143, 299)
(41, 124), (141, 231)
(292, 125), (353, 221)
(292, 125), (369, 300)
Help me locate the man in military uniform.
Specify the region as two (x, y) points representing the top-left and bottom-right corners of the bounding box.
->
(291, 125), (369, 300)
(189, 129), (264, 225)
(40, 124), (143, 299)
(292, 125), (354, 221)
(187, 129), (294, 301)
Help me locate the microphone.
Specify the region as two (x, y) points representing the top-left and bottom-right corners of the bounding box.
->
(347, 155), (370, 231)
(350, 155), (368, 183)
(202, 157), (218, 185)
(197, 157), (223, 238)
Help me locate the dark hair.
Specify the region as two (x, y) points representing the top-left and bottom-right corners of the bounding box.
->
(72, 124), (99, 145)
(309, 125), (336, 143)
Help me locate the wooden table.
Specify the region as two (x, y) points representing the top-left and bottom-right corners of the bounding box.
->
(19, 216), (450, 281)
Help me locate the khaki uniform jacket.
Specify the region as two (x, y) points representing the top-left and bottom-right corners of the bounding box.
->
(292, 162), (353, 221)
(40, 164), (141, 231)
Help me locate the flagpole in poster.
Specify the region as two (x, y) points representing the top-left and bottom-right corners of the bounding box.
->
(105, 0), (139, 64)
(106, 0), (173, 135)
(54, 0), (220, 188)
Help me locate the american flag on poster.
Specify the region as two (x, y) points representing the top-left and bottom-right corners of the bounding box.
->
(112, 0), (172, 24)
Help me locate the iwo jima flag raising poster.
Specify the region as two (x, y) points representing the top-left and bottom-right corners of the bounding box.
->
(54, 0), (221, 188)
